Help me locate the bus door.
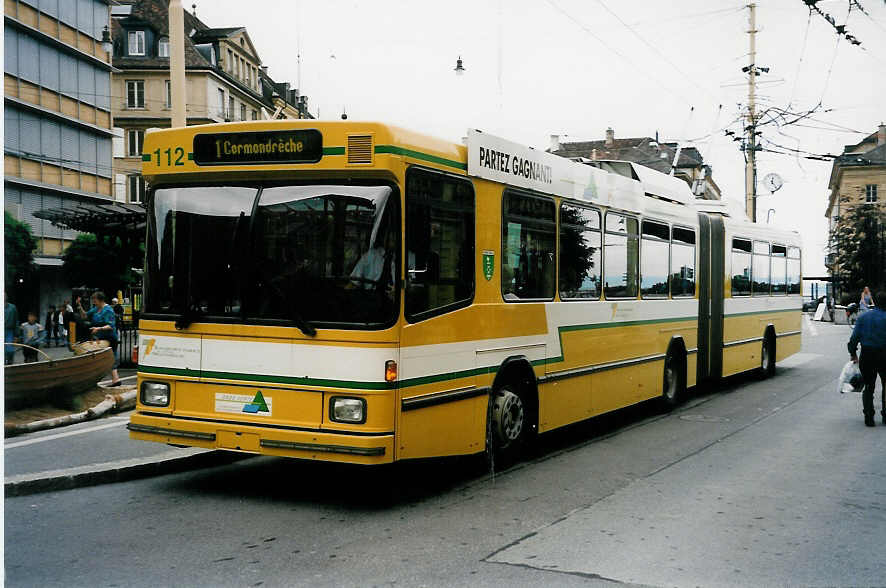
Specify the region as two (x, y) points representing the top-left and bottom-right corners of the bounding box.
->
(696, 213), (725, 382)
(397, 167), (483, 459)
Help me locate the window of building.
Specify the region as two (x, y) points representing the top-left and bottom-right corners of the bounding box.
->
(251, 109), (258, 120)
(640, 220), (670, 298)
(405, 168), (475, 320)
(228, 96), (235, 120)
(752, 241), (770, 296)
(771, 244), (787, 294)
(502, 191), (556, 301)
(559, 203), (601, 300)
(126, 80), (144, 108)
(227, 49), (233, 73)
(240, 103), (246, 121)
(165, 80), (172, 108)
(127, 129), (144, 157)
(128, 175), (145, 204)
(158, 37), (169, 58)
(731, 238), (752, 296)
(603, 212), (639, 298)
(127, 30), (145, 56)
(866, 184), (878, 203)
(787, 247), (801, 294)
(218, 88), (225, 117)
(671, 227), (696, 297)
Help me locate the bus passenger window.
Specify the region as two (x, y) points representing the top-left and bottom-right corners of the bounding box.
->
(559, 204), (601, 300)
(731, 239), (752, 296)
(641, 220), (670, 298)
(405, 169), (475, 320)
(502, 192), (556, 301)
(603, 213), (639, 299)
(787, 247), (801, 294)
(752, 241), (770, 296)
(671, 227), (696, 297)
(771, 245), (787, 294)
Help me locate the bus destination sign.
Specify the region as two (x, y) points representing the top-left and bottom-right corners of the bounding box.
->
(193, 129), (322, 165)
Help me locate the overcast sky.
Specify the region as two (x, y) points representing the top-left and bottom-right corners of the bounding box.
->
(195, 0), (886, 277)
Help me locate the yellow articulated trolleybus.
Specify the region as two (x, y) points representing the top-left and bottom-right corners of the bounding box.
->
(128, 121), (803, 465)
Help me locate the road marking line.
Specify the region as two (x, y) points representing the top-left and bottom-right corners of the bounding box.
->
(5, 420), (128, 449)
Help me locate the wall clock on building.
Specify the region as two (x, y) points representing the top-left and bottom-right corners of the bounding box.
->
(763, 172), (783, 194)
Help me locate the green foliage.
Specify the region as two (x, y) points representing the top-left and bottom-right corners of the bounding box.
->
(62, 233), (142, 295)
(829, 202), (886, 295)
(4, 211), (37, 294)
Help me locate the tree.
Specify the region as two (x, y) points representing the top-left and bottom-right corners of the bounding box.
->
(62, 233), (142, 296)
(828, 200), (886, 299)
(4, 211), (37, 300)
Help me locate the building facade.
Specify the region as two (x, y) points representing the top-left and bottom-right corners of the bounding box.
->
(824, 124), (886, 297)
(4, 0), (114, 312)
(550, 127), (722, 200)
(110, 0), (308, 205)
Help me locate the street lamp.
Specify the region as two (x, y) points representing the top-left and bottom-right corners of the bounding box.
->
(454, 56), (465, 76)
(101, 25), (113, 54)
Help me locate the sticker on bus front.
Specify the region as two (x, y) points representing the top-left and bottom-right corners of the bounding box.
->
(483, 250), (495, 281)
(215, 391), (272, 416)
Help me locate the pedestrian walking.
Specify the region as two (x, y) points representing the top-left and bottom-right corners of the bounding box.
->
(859, 286), (875, 315)
(847, 289), (886, 427)
(20, 312), (44, 363)
(88, 291), (121, 386)
(56, 304), (67, 345)
(5, 296), (20, 365)
(112, 297), (124, 337)
(45, 305), (59, 346)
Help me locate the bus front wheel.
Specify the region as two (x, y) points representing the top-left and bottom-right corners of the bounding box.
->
(492, 386), (525, 450)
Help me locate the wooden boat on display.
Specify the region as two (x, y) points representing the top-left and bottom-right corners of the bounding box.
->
(4, 343), (114, 409)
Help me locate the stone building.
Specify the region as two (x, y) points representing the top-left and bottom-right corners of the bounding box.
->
(550, 127), (722, 201)
(824, 123), (886, 295)
(110, 0), (308, 205)
(4, 0), (114, 312)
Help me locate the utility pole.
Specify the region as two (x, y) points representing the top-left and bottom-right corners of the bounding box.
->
(169, 0), (187, 128)
(744, 2), (758, 222)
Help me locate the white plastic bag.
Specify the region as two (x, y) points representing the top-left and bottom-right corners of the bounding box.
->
(837, 360), (864, 394)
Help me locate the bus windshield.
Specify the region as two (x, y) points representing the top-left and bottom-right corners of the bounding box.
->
(145, 183), (400, 329)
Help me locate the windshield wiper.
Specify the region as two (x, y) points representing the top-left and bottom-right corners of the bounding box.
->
(175, 305), (205, 330)
(289, 308), (317, 337)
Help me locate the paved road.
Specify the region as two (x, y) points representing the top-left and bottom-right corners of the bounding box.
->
(6, 317), (884, 587)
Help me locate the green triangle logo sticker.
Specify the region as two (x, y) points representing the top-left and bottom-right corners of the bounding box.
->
(251, 390), (269, 412)
(242, 391), (270, 414)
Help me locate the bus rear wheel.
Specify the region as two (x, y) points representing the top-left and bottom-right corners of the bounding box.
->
(661, 351), (686, 410)
(759, 335), (776, 379)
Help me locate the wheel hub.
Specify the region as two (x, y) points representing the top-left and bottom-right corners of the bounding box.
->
(492, 389), (524, 448)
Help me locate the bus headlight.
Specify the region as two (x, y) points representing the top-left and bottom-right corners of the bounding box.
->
(140, 382), (170, 407)
(330, 397), (366, 424)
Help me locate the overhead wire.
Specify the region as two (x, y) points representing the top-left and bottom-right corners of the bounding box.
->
(544, 0), (695, 107)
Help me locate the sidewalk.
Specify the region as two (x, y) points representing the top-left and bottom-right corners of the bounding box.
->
(4, 345), (246, 496)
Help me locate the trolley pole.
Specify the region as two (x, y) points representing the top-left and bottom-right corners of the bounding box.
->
(744, 2), (758, 222)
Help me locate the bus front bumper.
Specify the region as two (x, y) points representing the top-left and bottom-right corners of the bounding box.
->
(128, 412), (394, 465)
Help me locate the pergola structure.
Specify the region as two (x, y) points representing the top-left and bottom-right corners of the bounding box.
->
(33, 202), (145, 238)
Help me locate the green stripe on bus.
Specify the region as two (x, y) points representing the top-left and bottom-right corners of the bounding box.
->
(374, 145), (467, 171)
(323, 146), (346, 155)
(138, 364), (394, 390)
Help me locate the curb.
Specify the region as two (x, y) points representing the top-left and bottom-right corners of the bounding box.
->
(5, 448), (251, 497)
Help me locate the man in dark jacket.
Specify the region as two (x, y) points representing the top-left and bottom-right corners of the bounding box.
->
(848, 290), (886, 427)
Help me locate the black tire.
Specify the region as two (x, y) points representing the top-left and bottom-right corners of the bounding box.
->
(759, 335), (776, 379)
(486, 384), (532, 469)
(661, 350), (686, 410)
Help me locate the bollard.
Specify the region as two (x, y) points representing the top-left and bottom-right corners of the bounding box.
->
(132, 344), (139, 365)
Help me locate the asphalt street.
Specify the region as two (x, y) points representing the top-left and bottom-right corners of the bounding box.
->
(5, 316), (884, 587)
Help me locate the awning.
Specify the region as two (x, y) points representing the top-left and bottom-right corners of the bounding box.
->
(33, 202), (145, 236)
